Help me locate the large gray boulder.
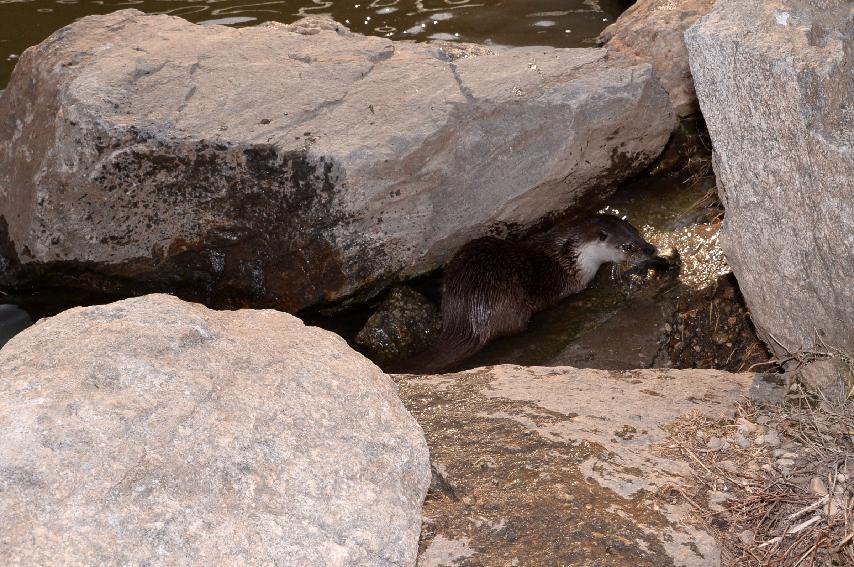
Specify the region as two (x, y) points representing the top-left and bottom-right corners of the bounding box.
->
(685, 0), (853, 356)
(395, 365), (784, 566)
(0, 10), (675, 311)
(600, 0), (714, 117)
(0, 294), (431, 566)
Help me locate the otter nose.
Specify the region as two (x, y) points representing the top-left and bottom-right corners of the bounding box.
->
(642, 244), (657, 256)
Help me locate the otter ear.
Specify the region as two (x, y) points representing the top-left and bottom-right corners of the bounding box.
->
(598, 230), (608, 242)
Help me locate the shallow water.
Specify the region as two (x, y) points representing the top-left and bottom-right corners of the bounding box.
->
(460, 174), (729, 370)
(0, 0), (633, 87)
(303, 172), (732, 373)
(0, 173), (728, 361)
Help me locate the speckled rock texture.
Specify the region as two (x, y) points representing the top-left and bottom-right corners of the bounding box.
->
(355, 286), (441, 363)
(599, 0), (714, 117)
(0, 294), (431, 566)
(0, 10), (675, 311)
(395, 366), (785, 567)
(685, 0), (854, 356)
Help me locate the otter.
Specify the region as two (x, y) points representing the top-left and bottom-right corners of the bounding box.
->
(402, 214), (659, 373)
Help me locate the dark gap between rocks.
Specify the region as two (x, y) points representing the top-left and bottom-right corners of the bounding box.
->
(0, 160), (775, 376)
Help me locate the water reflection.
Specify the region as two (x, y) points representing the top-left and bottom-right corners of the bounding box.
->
(0, 0), (633, 87)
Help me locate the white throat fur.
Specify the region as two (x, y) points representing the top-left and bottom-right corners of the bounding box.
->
(574, 241), (623, 287)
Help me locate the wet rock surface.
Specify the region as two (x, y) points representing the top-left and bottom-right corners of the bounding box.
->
(685, 0), (854, 356)
(600, 0), (714, 117)
(0, 294), (430, 566)
(0, 10), (675, 311)
(355, 285), (441, 362)
(549, 272), (770, 373)
(547, 268), (679, 370)
(394, 365), (785, 566)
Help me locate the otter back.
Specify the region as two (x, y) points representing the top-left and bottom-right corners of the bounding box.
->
(397, 214), (658, 374)
(396, 237), (571, 374)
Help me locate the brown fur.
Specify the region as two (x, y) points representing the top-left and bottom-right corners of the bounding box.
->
(399, 215), (657, 374)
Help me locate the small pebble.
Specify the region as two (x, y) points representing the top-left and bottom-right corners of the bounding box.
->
(772, 449), (785, 458)
(756, 415), (771, 425)
(737, 417), (758, 434)
(737, 529), (753, 545)
(764, 430), (781, 447)
(706, 436), (724, 451)
(735, 433), (751, 449)
(777, 458), (795, 467)
(828, 497), (842, 517)
(809, 477), (828, 496)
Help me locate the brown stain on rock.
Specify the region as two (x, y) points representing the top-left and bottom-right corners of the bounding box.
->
(0, 138), (368, 311)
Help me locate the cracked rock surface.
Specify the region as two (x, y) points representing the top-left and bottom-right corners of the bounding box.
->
(0, 294), (431, 566)
(0, 10), (675, 310)
(394, 366), (784, 566)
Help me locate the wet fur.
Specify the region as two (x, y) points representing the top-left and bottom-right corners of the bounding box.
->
(400, 215), (656, 374)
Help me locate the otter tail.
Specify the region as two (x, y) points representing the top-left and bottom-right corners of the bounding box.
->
(387, 333), (485, 375)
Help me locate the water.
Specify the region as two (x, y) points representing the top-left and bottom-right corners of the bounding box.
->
(302, 173), (732, 372)
(0, 173), (729, 360)
(0, 0), (633, 88)
(460, 174), (730, 370)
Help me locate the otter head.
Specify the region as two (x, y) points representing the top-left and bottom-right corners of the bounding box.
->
(570, 214), (657, 285)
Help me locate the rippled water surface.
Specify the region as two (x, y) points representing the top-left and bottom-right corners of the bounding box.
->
(0, 0), (633, 87)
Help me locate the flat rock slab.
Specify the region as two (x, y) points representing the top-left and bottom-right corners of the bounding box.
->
(0, 294), (430, 566)
(685, 0), (854, 355)
(394, 366), (784, 566)
(0, 10), (675, 310)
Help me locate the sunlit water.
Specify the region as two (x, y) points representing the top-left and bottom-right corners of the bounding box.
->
(460, 175), (730, 369)
(0, 0), (633, 87)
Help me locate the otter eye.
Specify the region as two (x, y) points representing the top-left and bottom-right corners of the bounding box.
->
(598, 230), (608, 242)
(621, 243), (635, 252)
